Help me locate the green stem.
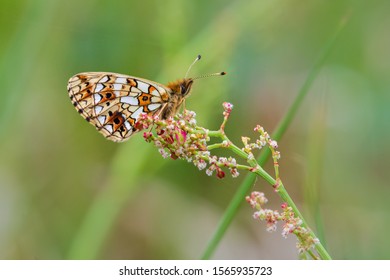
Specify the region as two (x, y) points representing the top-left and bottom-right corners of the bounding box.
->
(207, 143), (224, 150)
(207, 127), (331, 259)
(207, 130), (222, 137)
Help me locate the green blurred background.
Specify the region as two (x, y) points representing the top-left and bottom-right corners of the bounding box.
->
(1, 0), (389, 259)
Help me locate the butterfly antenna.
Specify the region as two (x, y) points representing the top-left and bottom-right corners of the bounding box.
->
(185, 54), (202, 79)
(192, 71), (227, 80)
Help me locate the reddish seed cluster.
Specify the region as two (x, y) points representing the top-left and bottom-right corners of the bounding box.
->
(205, 156), (239, 178)
(246, 191), (319, 253)
(246, 192), (279, 232)
(137, 108), (239, 179)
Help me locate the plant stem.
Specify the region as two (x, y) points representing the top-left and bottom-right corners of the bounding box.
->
(207, 129), (331, 259)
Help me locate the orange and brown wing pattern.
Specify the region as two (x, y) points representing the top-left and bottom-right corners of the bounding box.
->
(67, 72), (171, 142)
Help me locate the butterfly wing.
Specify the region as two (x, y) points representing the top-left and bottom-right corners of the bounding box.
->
(67, 72), (171, 142)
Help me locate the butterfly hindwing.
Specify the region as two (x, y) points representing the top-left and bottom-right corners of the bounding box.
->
(67, 72), (171, 142)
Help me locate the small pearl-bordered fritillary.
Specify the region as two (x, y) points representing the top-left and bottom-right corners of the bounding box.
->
(67, 55), (225, 142)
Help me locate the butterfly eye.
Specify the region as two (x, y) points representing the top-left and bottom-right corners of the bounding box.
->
(180, 84), (187, 94)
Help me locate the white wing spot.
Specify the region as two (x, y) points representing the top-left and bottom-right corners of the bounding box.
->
(124, 121), (131, 130)
(104, 124), (113, 133)
(99, 76), (109, 83)
(148, 103), (161, 111)
(131, 107), (144, 120)
(150, 89), (160, 97)
(93, 94), (102, 104)
(116, 77), (126, 84)
(113, 84), (122, 90)
(95, 106), (103, 114)
(137, 81), (149, 93)
(120, 96), (139, 105)
(95, 84), (103, 92)
(98, 115), (106, 125)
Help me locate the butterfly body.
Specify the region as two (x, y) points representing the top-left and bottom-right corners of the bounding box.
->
(67, 72), (193, 142)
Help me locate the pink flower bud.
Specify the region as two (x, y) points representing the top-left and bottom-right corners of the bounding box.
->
(269, 140), (278, 149)
(174, 129), (187, 145)
(222, 102), (233, 114)
(216, 167), (225, 179)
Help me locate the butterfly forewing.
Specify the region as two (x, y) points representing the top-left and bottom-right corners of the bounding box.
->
(67, 72), (171, 142)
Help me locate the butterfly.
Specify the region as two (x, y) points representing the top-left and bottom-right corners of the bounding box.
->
(67, 55), (225, 142)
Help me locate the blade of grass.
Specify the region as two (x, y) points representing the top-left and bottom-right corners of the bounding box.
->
(304, 92), (328, 247)
(201, 15), (350, 260)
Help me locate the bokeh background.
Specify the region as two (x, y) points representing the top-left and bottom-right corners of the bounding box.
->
(1, 0), (389, 259)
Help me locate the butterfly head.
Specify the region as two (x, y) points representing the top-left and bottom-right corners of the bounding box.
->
(167, 55), (226, 98)
(167, 78), (194, 97)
